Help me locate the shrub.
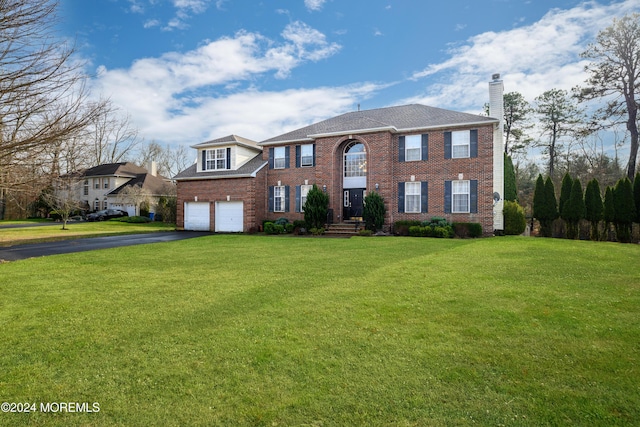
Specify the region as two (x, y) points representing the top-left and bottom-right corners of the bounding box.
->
(533, 175), (557, 237)
(503, 201), (526, 235)
(453, 222), (484, 238)
(362, 191), (386, 232)
(358, 229), (373, 236)
(263, 222), (276, 234)
(394, 220), (421, 236)
(309, 227), (325, 235)
(274, 217), (289, 226)
(304, 184), (329, 229)
(408, 226), (422, 237)
(584, 178), (603, 241)
(613, 177), (636, 243)
(292, 220), (307, 229)
(119, 216), (151, 223)
(285, 223), (294, 233)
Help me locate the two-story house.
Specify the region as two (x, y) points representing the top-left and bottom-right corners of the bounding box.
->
(79, 162), (172, 216)
(175, 76), (505, 234)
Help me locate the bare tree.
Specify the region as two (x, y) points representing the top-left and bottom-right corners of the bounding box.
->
(88, 103), (141, 166)
(42, 175), (83, 229)
(135, 141), (192, 178)
(534, 89), (584, 179)
(0, 0), (106, 218)
(578, 13), (640, 179)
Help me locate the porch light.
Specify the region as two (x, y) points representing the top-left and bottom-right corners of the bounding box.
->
(322, 185), (327, 193)
(375, 183), (379, 190)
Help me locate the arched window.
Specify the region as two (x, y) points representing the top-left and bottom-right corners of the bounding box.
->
(343, 141), (366, 178)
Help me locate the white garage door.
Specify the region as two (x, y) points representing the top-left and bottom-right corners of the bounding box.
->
(215, 201), (243, 232)
(184, 202), (210, 231)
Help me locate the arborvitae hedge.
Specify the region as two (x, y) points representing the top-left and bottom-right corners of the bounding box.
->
(504, 153), (518, 202)
(564, 178), (584, 239)
(584, 178), (603, 241)
(503, 201), (526, 235)
(559, 173), (573, 222)
(303, 184), (329, 229)
(604, 186), (615, 240)
(533, 175), (558, 237)
(634, 172), (640, 223)
(613, 178), (636, 243)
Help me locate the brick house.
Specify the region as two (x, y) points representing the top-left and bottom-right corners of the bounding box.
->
(175, 76), (505, 234)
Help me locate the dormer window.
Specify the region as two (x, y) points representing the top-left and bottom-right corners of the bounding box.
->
(203, 148), (230, 171)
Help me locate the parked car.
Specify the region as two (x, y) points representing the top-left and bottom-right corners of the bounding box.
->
(86, 209), (129, 222)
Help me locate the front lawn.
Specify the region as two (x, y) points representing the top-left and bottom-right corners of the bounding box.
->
(0, 236), (638, 426)
(0, 220), (175, 246)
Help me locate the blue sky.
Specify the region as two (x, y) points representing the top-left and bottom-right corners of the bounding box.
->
(57, 0), (640, 147)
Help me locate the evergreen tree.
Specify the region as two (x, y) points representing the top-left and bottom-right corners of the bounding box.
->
(362, 192), (386, 232)
(558, 173), (573, 238)
(303, 184), (329, 230)
(533, 174), (558, 237)
(634, 172), (640, 223)
(584, 178), (603, 240)
(613, 178), (636, 242)
(603, 186), (615, 241)
(564, 178), (585, 239)
(504, 153), (518, 202)
(559, 173), (573, 219)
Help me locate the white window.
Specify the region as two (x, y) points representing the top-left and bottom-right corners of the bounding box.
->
(94, 199), (99, 210)
(103, 198), (108, 210)
(405, 182), (421, 213)
(83, 180), (89, 196)
(274, 186), (285, 212)
(405, 135), (421, 161)
(300, 184), (312, 212)
(301, 144), (313, 167)
(94, 178), (100, 189)
(205, 148), (227, 170)
(344, 143), (366, 177)
(274, 147), (286, 169)
(452, 130), (470, 158)
(452, 180), (470, 213)
(103, 178), (109, 189)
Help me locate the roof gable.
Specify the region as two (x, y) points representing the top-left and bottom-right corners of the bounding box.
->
(82, 162), (148, 178)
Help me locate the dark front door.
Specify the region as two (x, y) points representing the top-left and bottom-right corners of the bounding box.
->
(343, 188), (364, 220)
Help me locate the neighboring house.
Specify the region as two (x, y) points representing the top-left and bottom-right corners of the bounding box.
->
(77, 162), (172, 216)
(175, 76), (505, 234)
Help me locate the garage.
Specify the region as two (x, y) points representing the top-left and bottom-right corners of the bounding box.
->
(215, 201), (244, 232)
(184, 202), (210, 231)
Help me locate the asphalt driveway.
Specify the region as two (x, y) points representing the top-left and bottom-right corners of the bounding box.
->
(0, 231), (211, 261)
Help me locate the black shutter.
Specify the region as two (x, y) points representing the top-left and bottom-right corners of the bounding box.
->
(312, 144), (316, 166)
(398, 182), (405, 213)
(444, 132), (452, 159)
(398, 136), (405, 162)
(470, 130), (478, 158)
(444, 180), (452, 213)
(284, 185), (290, 212)
(268, 186), (274, 212)
(268, 148), (274, 169)
(470, 180), (478, 213)
(226, 147), (231, 169)
(295, 185), (301, 212)
(284, 146), (290, 169)
(421, 134), (429, 161)
(421, 181), (428, 213)
(202, 150), (207, 171)
(295, 145), (301, 168)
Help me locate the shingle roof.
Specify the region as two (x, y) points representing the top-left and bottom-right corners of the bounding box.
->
(260, 104), (497, 145)
(108, 173), (172, 196)
(173, 154), (267, 181)
(192, 134), (261, 150)
(82, 162), (148, 177)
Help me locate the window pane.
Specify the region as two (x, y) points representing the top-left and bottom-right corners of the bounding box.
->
(405, 182), (421, 213)
(405, 135), (421, 161)
(452, 130), (470, 158)
(274, 147), (285, 169)
(452, 180), (470, 213)
(301, 145), (313, 166)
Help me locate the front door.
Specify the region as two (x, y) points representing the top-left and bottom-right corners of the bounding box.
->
(343, 188), (364, 220)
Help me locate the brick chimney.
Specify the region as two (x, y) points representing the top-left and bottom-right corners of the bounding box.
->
(489, 74), (504, 233)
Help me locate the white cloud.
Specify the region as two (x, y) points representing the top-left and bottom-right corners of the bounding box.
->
(305, 0), (326, 12)
(406, 0), (640, 110)
(90, 22), (356, 144)
(143, 19), (160, 29)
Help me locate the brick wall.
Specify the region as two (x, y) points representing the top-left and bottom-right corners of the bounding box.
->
(263, 124), (496, 235)
(176, 167), (266, 232)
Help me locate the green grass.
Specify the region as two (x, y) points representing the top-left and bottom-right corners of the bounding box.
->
(0, 235), (638, 426)
(0, 221), (176, 246)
